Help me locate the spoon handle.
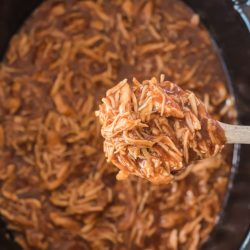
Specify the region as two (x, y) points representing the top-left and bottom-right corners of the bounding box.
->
(219, 122), (250, 144)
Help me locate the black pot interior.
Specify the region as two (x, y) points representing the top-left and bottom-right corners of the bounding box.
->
(0, 1), (249, 250)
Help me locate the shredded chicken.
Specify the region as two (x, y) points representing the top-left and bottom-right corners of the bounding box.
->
(0, 0), (236, 249)
(97, 76), (226, 184)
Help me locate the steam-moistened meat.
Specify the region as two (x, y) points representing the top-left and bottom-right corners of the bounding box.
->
(0, 0), (236, 249)
(97, 77), (226, 184)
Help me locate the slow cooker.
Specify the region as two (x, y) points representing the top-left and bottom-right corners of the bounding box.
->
(0, 0), (249, 250)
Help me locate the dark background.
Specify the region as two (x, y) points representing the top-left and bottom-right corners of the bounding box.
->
(0, 0), (249, 250)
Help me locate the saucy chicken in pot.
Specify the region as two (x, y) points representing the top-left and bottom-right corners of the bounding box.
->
(0, 0), (236, 249)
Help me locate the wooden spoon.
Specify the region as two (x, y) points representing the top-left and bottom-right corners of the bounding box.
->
(219, 122), (250, 144)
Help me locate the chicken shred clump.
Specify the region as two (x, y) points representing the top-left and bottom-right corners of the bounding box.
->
(97, 77), (226, 184)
